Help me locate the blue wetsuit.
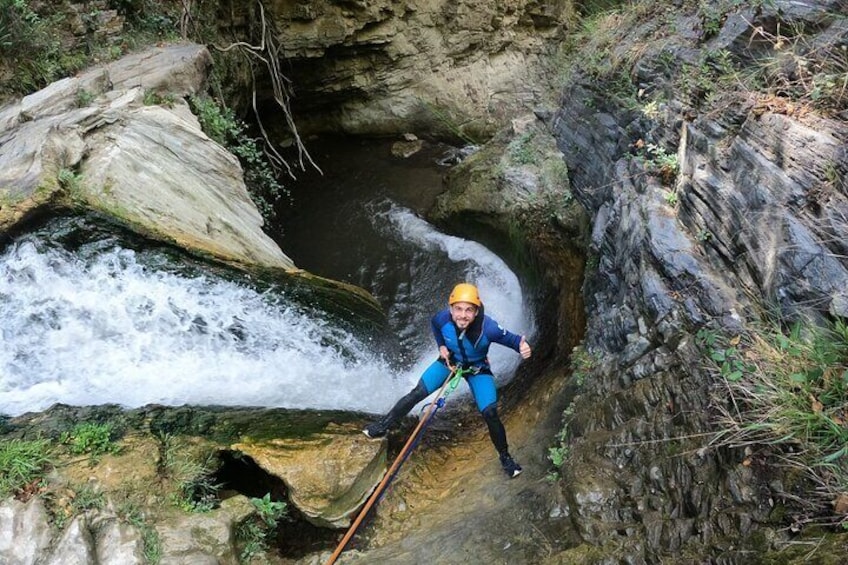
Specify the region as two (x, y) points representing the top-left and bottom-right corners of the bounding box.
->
(364, 302), (525, 465)
(419, 308), (523, 411)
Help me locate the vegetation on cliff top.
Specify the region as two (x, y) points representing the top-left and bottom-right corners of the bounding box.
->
(1, 0), (315, 224)
(0, 0), (180, 98)
(700, 321), (848, 530)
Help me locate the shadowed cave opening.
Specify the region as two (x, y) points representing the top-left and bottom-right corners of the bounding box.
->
(213, 449), (340, 558)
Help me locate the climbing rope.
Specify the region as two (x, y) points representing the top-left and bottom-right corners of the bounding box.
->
(324, 367), (466, 565)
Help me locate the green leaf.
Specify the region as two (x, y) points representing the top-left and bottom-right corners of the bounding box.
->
(822, 446), (847, 464)
(726, 370), (743, 382)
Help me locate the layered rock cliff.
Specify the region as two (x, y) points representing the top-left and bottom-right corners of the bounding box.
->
(428, 0), (847, 561)
(549, 0), (847, 560)
(258, 0), (574, 139)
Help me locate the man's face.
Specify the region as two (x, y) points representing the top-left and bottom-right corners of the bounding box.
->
(450, 302), (478, 330)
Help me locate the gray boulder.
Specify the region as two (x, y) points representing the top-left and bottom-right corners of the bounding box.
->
(0, 43), (294, 272)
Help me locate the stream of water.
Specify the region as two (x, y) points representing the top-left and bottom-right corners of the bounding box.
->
(0, 139), (534, 417)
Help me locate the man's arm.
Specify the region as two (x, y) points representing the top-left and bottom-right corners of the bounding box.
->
(484, 316), (528, 355)
(430, 309), (451, 348)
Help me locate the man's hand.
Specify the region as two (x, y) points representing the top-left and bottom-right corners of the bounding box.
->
(439, 345), (450, 362)
(519, 337), (532, 359)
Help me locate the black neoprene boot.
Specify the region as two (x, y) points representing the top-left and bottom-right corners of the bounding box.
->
(499, 452), (523, 478)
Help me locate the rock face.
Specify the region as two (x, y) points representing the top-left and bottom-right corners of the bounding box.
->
(233, 423), (386, 528)
(0, 405), (384, 565)
(258, 0), (574, 139)
(0, 43), (295, 272)
(0, 498), (53, 564)
(426, 0), (848, 562)
(542, 0), (848, 560)
(429, 113), (588, 358)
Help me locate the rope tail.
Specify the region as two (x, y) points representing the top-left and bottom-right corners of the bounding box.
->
(324, 367), (463, 565)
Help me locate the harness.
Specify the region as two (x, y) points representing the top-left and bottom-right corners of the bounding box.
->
(439, 355), (490, 375)
(450, 361), (490, 375)
(450, 327), (491, 375)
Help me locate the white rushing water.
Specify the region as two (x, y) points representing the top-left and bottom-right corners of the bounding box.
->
(0, 208), (533, 417)
(377, 204), (533, 383)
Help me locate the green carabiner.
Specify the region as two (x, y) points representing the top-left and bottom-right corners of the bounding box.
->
(446, 367), (464, 394)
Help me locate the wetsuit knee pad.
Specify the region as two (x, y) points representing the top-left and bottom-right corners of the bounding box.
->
(408, 381), (429, 403)
(481, 403), (499, 424)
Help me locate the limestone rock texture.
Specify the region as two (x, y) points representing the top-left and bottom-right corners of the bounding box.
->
(0, 43), (295, 272)
(260, 0), (575, 139)
(233, 423), (387, 528)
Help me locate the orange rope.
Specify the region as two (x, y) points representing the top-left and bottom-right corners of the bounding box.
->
(324, 368), (457, 565)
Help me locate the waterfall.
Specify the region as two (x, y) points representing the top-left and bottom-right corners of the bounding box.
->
(0, 208), (533, 417)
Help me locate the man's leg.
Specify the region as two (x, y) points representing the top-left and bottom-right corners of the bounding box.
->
(467, 373), (522, 478)
(363, 360), (451, 438)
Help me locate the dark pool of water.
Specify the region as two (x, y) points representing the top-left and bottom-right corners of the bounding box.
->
(271, 136), (454, 282)
(270, 137), (460, 358)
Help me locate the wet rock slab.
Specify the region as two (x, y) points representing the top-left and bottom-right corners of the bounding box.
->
(0, 404), (386, 564)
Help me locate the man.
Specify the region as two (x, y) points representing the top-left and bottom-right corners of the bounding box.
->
(363, 282), (532, 478)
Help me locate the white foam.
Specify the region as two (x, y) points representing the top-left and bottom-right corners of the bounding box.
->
(0, 210), (534, 417)
(375, 204), (535, 394)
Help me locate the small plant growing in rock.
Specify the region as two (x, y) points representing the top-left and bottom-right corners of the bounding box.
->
(677, 49), (735, 108)
(570, 344), (597, 388)
(143, 89), (176, 107)
(697, 1), (725, 40)
(0, 438), (53, 497)
(61, 422), (120, 459)
(508, 131), (539, 166)
(251, 492), (287, 526)
(698, 329), (751, 382)
(236, 493), (288, 563)
(637, 142), (679, 186)
(48, 481), (107, 526)
(188, 94), (288, 222)
(75, 88), (95, 107)
(57, 168), (83, 194)
(117, 497), (161, 564)
(159, 435), (220, 513)
(70, 483), (106, 513)
(547, 401), (576, 481)
(664, 191), (679, 207)
(642, 99), (661, 119)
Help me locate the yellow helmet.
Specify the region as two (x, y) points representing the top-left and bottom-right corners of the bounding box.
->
(449, 283), (481, 307)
